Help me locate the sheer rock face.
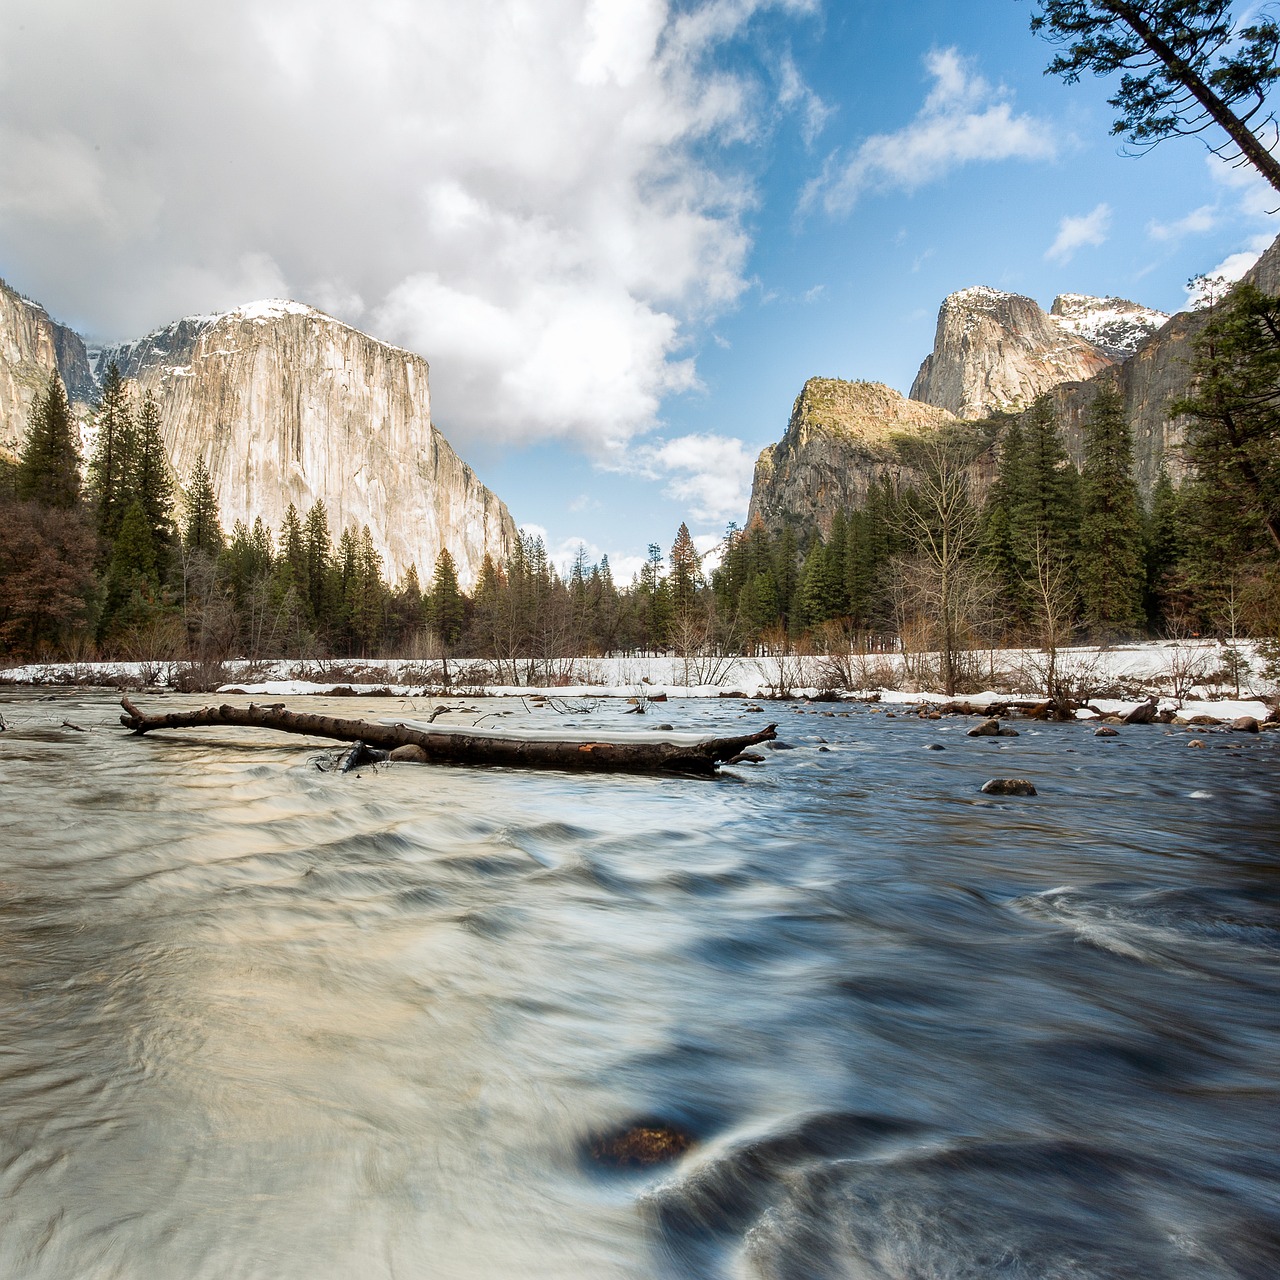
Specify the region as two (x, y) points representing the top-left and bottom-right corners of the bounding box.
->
(100, 300), (516, 588)
(0, 278), (95, 458)
(747, 378), (960, 538)
(1024, 232), (1280, 497)
(910, 286), (1117, 419)
(1049, 294), (1168, 360)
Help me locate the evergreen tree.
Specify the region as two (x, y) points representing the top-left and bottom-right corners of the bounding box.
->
(182, 456), (224, 557)
(669, 522), (702, 620)
(1143, 468), (1184, 628)
(132, 392), (175, 576)
(1174, 281), (1280, 554)
(302, 500), (333, 626)
(16, 373), (80, 510)
(429, 547), (465, 646)
(1077, 386), (1146, 634)
(87, 362), (135, 542)
(99, 499), (163, 646)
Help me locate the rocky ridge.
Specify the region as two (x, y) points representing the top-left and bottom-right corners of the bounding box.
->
(1020, 233), (1280, 496)
(0, 290), (516, 588)
(747, 379), (959, 537)
(1049, 293), (1168, 360)
(0, 278), (95, 458)
(909, 286), (1118, 419)
(98, 300), (516, 588)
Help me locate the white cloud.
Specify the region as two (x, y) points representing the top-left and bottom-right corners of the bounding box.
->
(1186, 232), (1275, 305)
(632, 432), (757, 523)
(0, 0), (813, 457)
(777, 50), (832, 146)
(1045, 203), (1112, 264)
(1206, 153), (1276, 219)
(809, 48), (1057, 214)
(1147, 204), (1218, 242)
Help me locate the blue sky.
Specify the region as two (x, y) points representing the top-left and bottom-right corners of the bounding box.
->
(0, 0), (1275, 582)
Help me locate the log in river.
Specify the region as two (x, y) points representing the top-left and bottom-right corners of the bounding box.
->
(119, 696), (778, 775)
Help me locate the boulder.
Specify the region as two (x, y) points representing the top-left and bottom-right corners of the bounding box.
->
(1187, 739), (1206, 749)
(1124, 700), (1160, 725)
(1231, 716), (1260, 733)
(980, 778), (1037, 796)
(1095, 726), (1119, 738)
(967, 718), (1003, 737)
(389, 744), (430, 763)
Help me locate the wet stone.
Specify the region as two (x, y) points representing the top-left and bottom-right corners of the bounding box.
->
(981, 778), (1038, 797)
(589, 1122), (693, 1170)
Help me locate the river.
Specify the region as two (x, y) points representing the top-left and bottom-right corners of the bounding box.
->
(1, 689), (1277, 1279)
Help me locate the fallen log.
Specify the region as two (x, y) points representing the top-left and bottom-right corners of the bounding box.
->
(119, 696), (778, 776)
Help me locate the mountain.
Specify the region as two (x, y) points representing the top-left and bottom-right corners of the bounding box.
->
(1048, 293), (1168, 360)
(1019, 234), (1280, 496)
(908, 285), (1118, 419)
(1, 291), (517, 588)
(0, 278), (95, 459)
(747, 378), (960, 537)
(746, 232), (1280, 539)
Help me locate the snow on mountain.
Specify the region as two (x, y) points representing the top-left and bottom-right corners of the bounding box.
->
(1049, 294), (1169, 360)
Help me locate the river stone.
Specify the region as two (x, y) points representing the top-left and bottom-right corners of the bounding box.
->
(389, 744), (430, 763)
(1231, 716), (1260, 733)
(968, 718), (1002, 737)
(997, 727), (1020, 736)
(1095, 726), (1119, 737)
(980, 778), (1037, 796)
(1124, 700), (1160, 725)
(1187, 739), (1206, 748)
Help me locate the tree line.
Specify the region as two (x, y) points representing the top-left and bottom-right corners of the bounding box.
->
(1, 281), (1277, 689)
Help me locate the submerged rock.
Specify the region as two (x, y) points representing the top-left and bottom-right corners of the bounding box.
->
(1095, 727), (1119, 738)
(589, 1122), (693, 1170)
(981, 778), (1037, 796)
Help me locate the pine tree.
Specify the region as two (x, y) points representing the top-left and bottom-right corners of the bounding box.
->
(669, 522), (702, 620)
(16, 373), (80, 509)
(182, 456), (224, 557)
(1173, 281), (1280, 554)
(99, 499), (162, 646)
(429, 547), (465, 647)
(301, 500), (333, 626)
(1077, 386), (1146, 634)
(87, 362), (135, 542)
(130, 392), (175, 582)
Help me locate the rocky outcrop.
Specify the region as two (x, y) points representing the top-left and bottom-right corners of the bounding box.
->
(1021, 231), (1280, 496)
(747, 378), (960, 537)
(0, 278), (94, 458)
(100, 300), (516, 588)
(910, 286), (1117, 419)
(1049, 294), (1168, 360)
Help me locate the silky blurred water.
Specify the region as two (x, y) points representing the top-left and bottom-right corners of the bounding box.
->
(1, 689), (1278, 1280)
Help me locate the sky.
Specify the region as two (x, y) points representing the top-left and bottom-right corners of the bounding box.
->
(0, 0), (1276, 583)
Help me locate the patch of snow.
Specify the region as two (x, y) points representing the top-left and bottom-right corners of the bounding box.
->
(1050, 293), (1168, 359)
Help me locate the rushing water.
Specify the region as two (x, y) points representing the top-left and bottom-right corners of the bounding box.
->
(1, 689), (1278, 1280)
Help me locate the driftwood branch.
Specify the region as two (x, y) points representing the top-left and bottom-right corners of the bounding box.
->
(119, 696), (778, 776)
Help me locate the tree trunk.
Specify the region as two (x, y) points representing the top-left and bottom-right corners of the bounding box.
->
(119, 696), (778, 777)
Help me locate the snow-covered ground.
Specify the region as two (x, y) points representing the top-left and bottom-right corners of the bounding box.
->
(2, 641), (1274, 722)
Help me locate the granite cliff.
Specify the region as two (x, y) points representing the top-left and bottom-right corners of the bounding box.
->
(747, 379), (961, 537)
(1019, 233), (1280, 496)
(0, 278), (95, 459)
(101, 300), (516, 588)
(908, 286), (1119, 419)
(0, 291), (516, 589)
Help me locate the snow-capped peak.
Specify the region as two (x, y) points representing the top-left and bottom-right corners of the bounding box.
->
(1049, 293), (1168, 360)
